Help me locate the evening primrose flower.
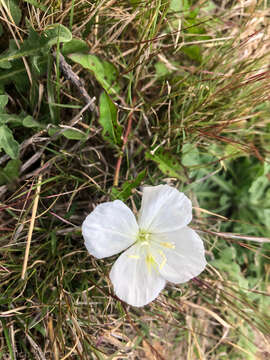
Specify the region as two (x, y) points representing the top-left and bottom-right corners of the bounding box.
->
(82, 185), (206, 307)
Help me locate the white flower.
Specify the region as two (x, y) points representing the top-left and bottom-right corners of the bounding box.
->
(82, 185), (206, 307)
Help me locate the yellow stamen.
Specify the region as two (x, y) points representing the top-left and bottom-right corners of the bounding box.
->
(160, 241), (175, 249)
(145, 254), (158, 274)
(128, 255), (140, 259)
(159, 250), (167, 269)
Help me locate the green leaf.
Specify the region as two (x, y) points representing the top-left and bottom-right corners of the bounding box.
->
(211, 246), (249, 288)
(0, 113), (20, 125)
(68, 53), (120, 95)
(182, 45), (202, 62)
(44, 24), (72, 47)
(48, 126), (58, 137)
(22, 116), (44, 128)
(0, 60), (12, 70)
(5, 0), (22, 25)
(155, 62), (172, 78)
(0, 25), (72, 66)
(181, 143), (200, 167)
(62, 128), (87, 140)
(48, 126), (87, 140)
(111, 169), (147, 201)
(0, 112), (37, 127)
(23, 0), (47, 11)
(0, 124), (19, 159)
(99, 92), (122, 146)
(0, 95), (8, 111)
(0, 56), (33, 85)
(249, 162), (270, 205)
(146, 150), (187, 181)
(0, 159), (21, 185)
(169, 0), (182, 11)
(61, 39), (89, 55)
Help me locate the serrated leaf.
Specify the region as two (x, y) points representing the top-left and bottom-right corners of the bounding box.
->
(68, 53), (120, 95)
(146, 150), (186, 181)
(111, 169), (147, 201)
(99, 92), (122, 146)
(0, 124), (19, 159)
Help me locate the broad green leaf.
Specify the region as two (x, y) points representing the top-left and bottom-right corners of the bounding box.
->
(44, 24), (72, 47)
(48, 126), (87, 140)
(111, 169), (147, 201)
(0, 159), (21, 185)
(61, 39), (89, 55)
(0, 95), (8, 111)
(0, 124), (19, 159)
(62, 128), (87, 140)
(99, 92), (122, 146)
(22, 116), (44, 128)
(146, 150), (186, 181)
(68, 53), (120, 95)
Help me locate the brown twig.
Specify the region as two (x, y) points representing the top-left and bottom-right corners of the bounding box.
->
(52, 51), (97, 113)
(113, 106), (135, 187)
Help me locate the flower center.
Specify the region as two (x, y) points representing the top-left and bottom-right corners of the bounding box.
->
(128, 230), (176, 275)
(136, 229), (151, 244)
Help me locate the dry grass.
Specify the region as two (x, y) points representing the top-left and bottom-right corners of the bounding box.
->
(1, 0), (270, 359)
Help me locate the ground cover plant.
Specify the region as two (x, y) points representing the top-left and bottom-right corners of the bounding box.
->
(1, 0), (270, 359)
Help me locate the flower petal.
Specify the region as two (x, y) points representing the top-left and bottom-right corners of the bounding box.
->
(138, 185), (192, 233)
(154, 226), (206, 283)
(109, 244), (166, 307)
(82, 200), (138, 259)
